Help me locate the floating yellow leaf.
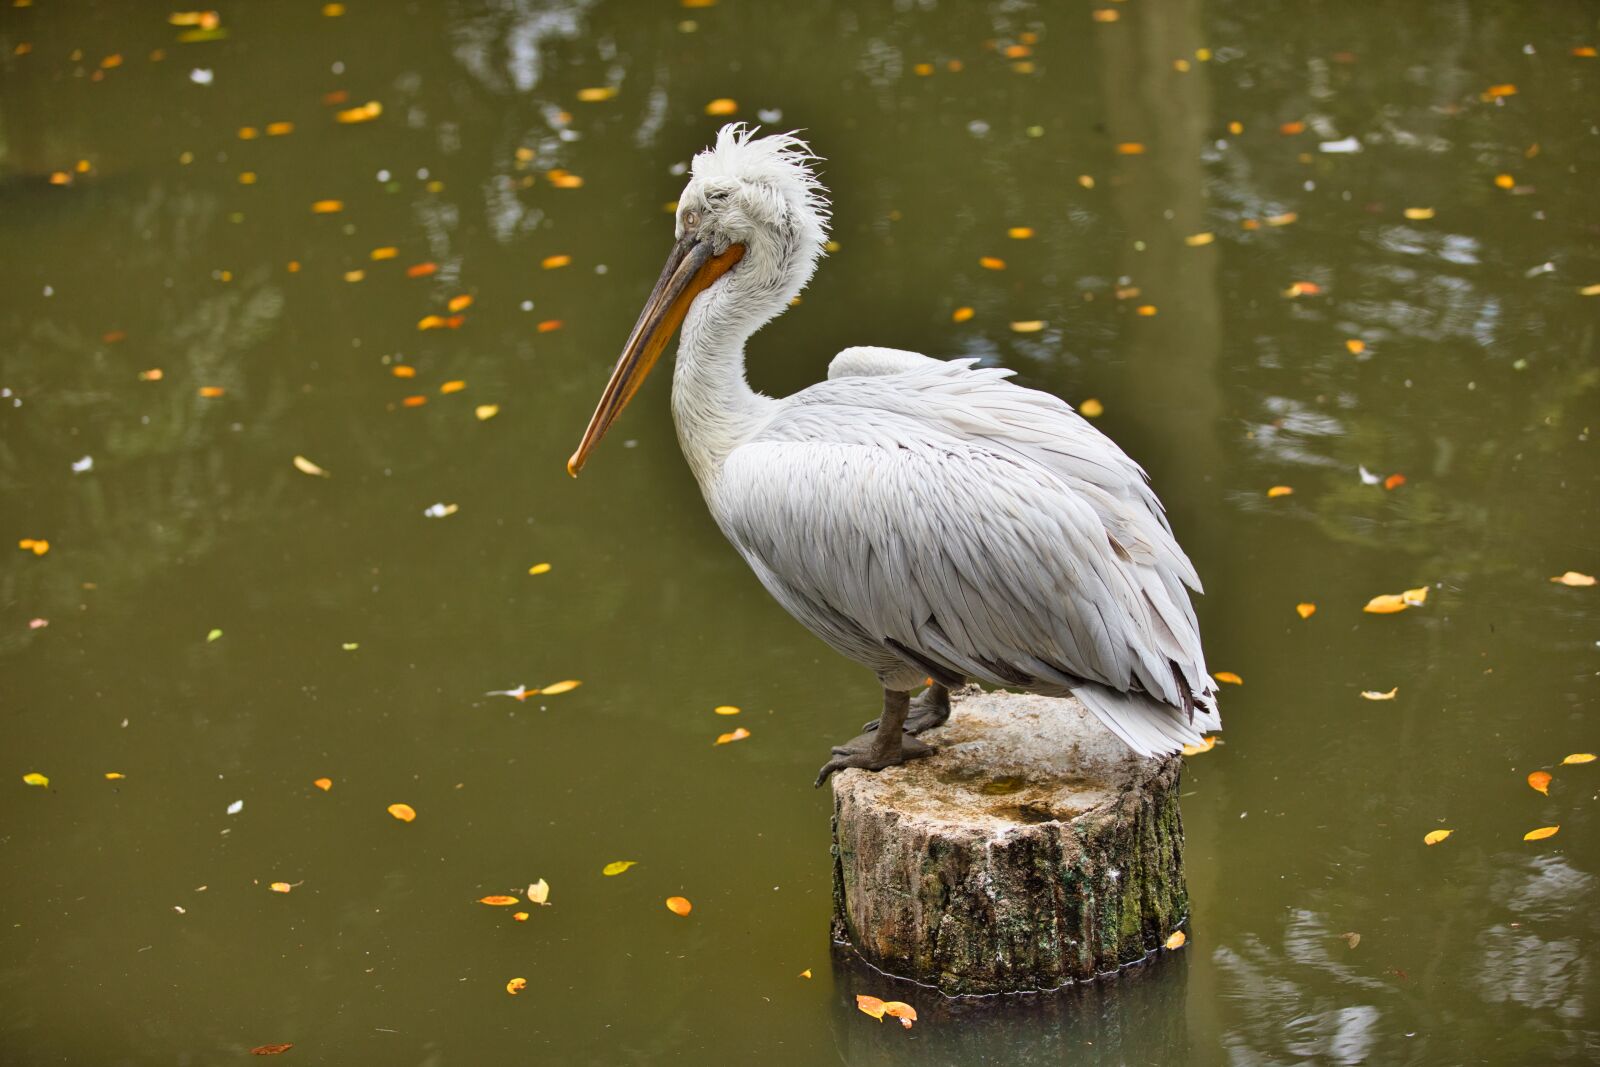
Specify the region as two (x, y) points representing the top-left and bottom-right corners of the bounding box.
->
(714, 705), (740, 715)
(1078, 398), (1104, 418)
(1424, 829), (1452, 845)
(322, 2), (345, 14)
(1403, 207), (1435, 220)
(665, 896), (692, 916)
(105, 772), (125, 780)
(311, 199), (343, 214)
(602, 861), (637, 876)
(541, 254), (571, 270)
(1010, 320), (1045, 333)
(269, 882), (292, 893)
(527, 562), (551, 575)
(1164, 930), (1187, 950)
(1346, 338), (1366, 355)
(238, 126), (259, 140)
(292, 455), (330, 478)
(416, 315), (464, 331)
(799, 969), (812, 979)
(1136, 304), (1158, 317)
(238, 171), (257, 185)
(387, 803), (416, 822)
(1091, 8), (1119, 22)
(715, 727), (751, 745)
(1296, 602), (1316, 619)
(1482, 83), (1517, 99)
(440, 380), (466, 394)
(313, 777), (332, 791)
(1214, 672), (1242, 685)
(391, 365), (416, 379)
(1007, 227), (1035, 239)
(1523, 825), (1559, 841)
(1265, 212), (1298, 227)
(18, 538), (50, 556)
(1363, 587), (1428, 614)
(951, 306), (974, 323)
(1116, 142), (1145, 155)
(856, 995), (887, 1020)
(1360, 688), (1398, 701)
(1184, 232), (1215, 247)
(1267, 485), (1293, 498)
(479, 895), (519, 906)
(527, 878), (550, 905)
(336, 101), (383, 124)
(371, 246), (398, 261)
(1562, 753), (1596, 765)
(539, 679), (581, 696)
(1494, 173), (1515, 190)
(705, 98), (738, 116)
(506, 977), (527, 995)
(266, 121), (293, 136)
(1581, 284), (1600, 297)
(1527, 770), (1551, 795)
(1181, 736), (1216, 757)
(513, 911), (529, 921)
(447, 295), (474, 313)
(1550, 571), (1595, 587)
(343, 269), (366, 283)
(978, 256), (1006, 270)
(577, 86), (617, 102)
(476, 404), (501, 421)
(22, 772), (48, 787)
(1078, 174), (1096, 189)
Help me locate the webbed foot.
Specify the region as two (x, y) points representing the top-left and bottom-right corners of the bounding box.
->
(814, 730), (934, 787)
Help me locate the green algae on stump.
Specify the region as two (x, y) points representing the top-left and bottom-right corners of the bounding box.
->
(829, 687), (1189, 995)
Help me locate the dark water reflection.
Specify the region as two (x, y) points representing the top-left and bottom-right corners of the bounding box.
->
(2, 1), (1597, 1063)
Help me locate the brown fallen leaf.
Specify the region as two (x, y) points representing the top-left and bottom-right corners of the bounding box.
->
(250, 1045), (294, 1056)
(1527, 770), (1552, 795)
(387, 803), (416, 823)
(1424, 829), (1452, 845)
(1341, 932), (1361, 950)
(1550, 571), (1596, 587)
(1523, 825), (1559, 841)
(665, 896), (692, 916)
(856, 995), (887, 1020)
(882, 1001), (917, 1029)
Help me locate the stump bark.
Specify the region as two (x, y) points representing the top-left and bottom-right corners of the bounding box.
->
(829, 686), (1189, 995)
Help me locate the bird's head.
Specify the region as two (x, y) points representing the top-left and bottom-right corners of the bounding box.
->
(568, 125), (829, 476)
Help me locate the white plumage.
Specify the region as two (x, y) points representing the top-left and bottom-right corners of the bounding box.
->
(572, 126), (1219, 771)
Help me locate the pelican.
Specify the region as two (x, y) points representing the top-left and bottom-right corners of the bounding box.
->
(569, 125), (1220, 784)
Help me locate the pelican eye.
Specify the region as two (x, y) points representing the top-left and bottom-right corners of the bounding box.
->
(683, 209), (701, 231)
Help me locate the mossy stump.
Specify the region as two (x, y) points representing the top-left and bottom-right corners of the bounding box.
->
(829, 687), (1189, 995)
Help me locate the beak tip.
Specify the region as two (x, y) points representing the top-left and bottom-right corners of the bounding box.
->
(565, 453), (583, 478)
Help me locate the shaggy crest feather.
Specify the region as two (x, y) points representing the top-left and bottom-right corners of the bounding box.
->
(692, 123), (832, 237)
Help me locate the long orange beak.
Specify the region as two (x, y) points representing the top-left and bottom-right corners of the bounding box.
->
(567, 236), (745, 476)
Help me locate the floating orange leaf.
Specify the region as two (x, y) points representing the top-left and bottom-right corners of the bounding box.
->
(447, 294), (474, 312)
(105, 772), (125, 780)
(1116, 142), (1145, 155)
(978, 256), (1006, 270)
(665, 896), (692, 916)
(406, 261), (439, 278)
(1482, 83), (1517, 99)
(856, 995), (887, 1020)
(1181, 736), (1216, 757)
(1267, 485), (1293, 498)
(705, 98), (738, 116)
(799, 968), (812, 979)
(1091, 8), (1120, 22)
(479, 895), (519, 906)
(1164, 930), (1187, 950)
(1078, 398), (1104, 418)
(387, 803), (416, 823)
(506, 977), (527, 995)
(266, 121), (293, 136)
(1214, 671), (1243, 685)
(313, 777), (332, 791)
(1296, 602), (1316, 619)
(1278, 121), (1306, 135)
(269, 882), (292, 893)
(882, 1002), (917, 1029)
(602, 861), (637, 876)
(1573, 46), (1597, 57)
(238, 126), (259, 140)
(1562, 753), (1596, 765)
(416, 315), (464, 331)
(1284, 281), (1321, 297)
(391, 365), (416, 378)
(1424, 829), (1452, 845)
(537, 320), (563, 333)
(198, 386), (226, 398)
(715, 727), (751, 745)
(1494, 173), (1515, 190)
(513, 911), (529, 921)
(951, 306), (974, 323)
(311, 199), (343, 214)
(371, 246), (399, 261)
(1523, 825), (1559, 841)
(1007, 226), (1035, 239)
(440, 380), (466, 394)
(912, 62), (934, 77)
(1527, 770), (1552, 795)
(335, 101), (383, 124)
(1550, 571), (1596, 587)
(1384, 473), (1406, 490)
(1136, 304), (1158, 316)
(539, 679), (581, 695)
(18, 539), (50, 556)
(541, 254), (571, 270)
(401, 395), (428, 408)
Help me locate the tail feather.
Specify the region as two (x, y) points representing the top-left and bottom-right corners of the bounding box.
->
(1073, 684), (1221, 757)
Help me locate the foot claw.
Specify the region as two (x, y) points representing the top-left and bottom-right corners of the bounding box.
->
(814, 731), (934, 787)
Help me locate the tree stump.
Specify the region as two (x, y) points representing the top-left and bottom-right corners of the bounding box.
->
(829, 686), (1189, 995)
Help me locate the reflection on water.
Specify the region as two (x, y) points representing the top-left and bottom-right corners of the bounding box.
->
(2, 0), (1597, 1063)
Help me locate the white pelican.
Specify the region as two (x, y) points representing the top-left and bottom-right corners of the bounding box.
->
(569, 125), (1220, 784)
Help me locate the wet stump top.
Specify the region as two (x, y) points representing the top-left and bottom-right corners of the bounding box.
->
(829, 687), (1189, 995)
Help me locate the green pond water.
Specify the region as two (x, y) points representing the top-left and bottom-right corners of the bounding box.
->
(2, 2), (1598, 1063)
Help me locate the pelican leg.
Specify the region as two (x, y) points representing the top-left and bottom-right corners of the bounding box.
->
(814, 689), (934, 787)
(861, 682), (953, 735)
